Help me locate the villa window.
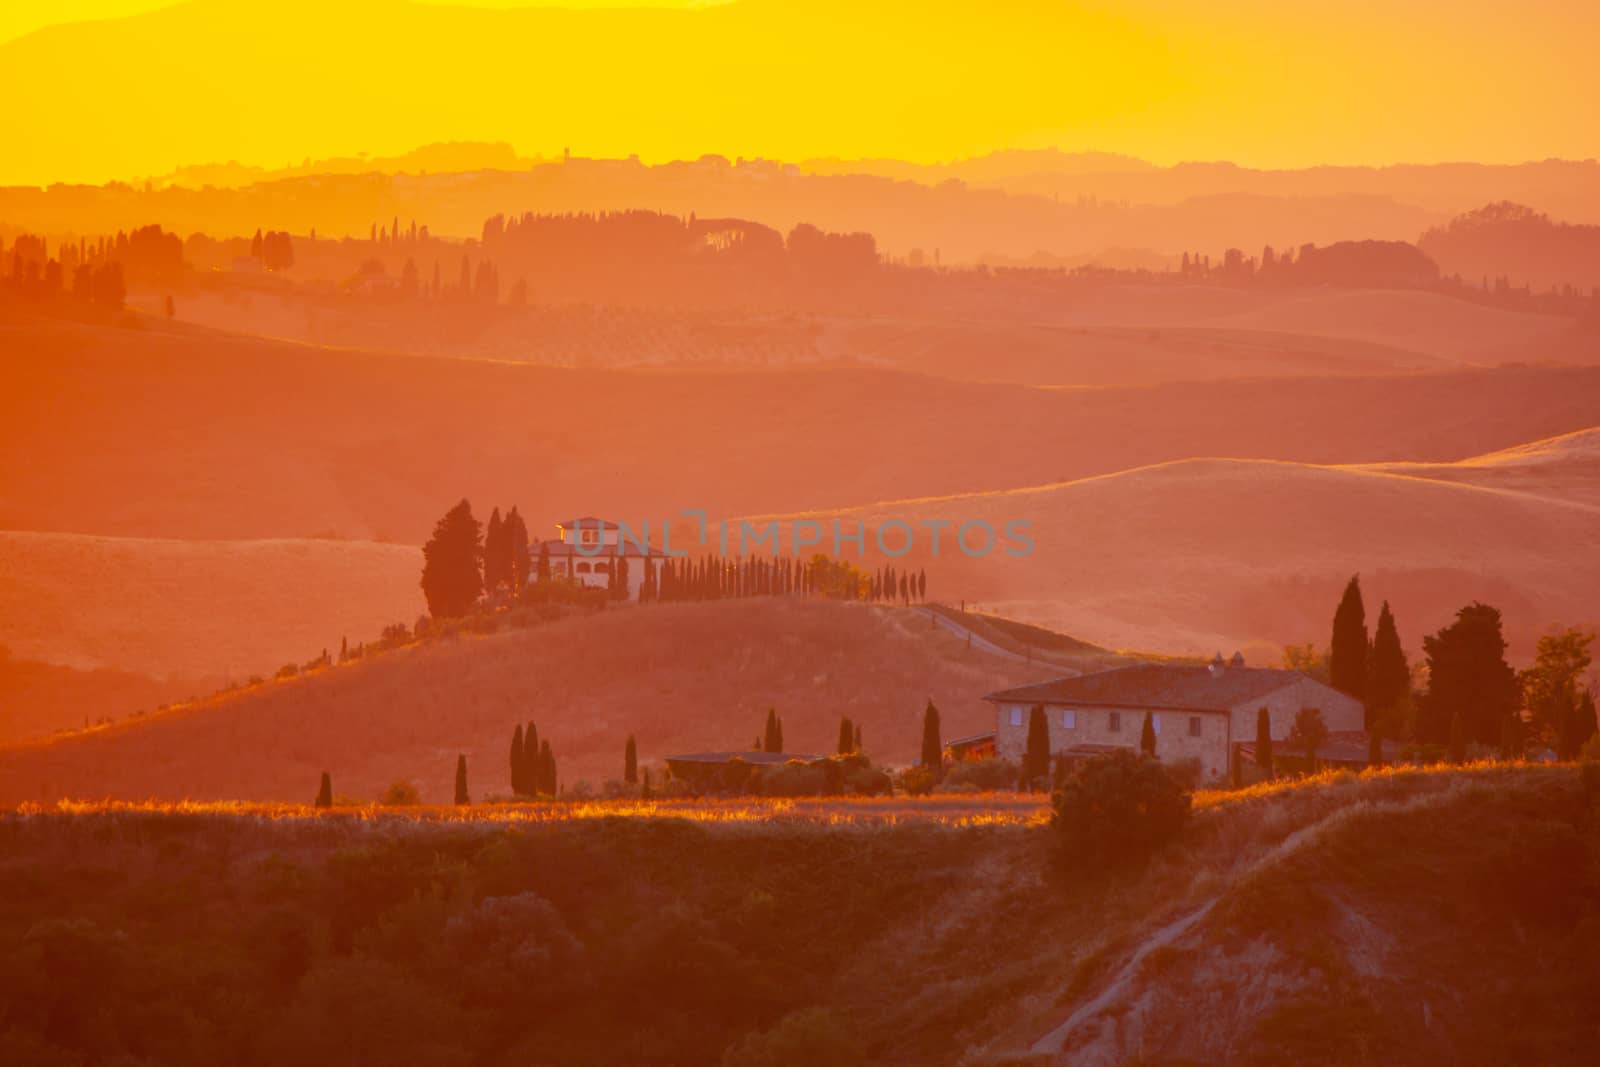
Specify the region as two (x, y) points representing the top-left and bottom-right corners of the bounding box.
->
(1189, 716), (1202, 738)
(581, 529), (598, 545)
(1062, 709), (1076, 729)
(1109, 711), (1121, 732)
(1152, 713), (1161, 735)
(1009, 706), (1023, 727)
(575, 562), (591, 574)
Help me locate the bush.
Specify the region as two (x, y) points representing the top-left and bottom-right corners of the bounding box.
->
(381, 781), (421, 806)
(843, 764), (892, 797)
(757, 762), (829, 798)
(274, 663), (298, 679)
(1580, 734), (1600, 763)
(895, 765), (936, 797)
(1053, 749), (1191, 868)
(943, 758), (1020, 792)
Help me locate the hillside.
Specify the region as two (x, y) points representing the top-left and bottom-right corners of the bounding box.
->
(8, 311), (1600, 542)
(0, 766), (1594, 1066)
(0, 531), (422, 680)
(753, 455), (1600, 659)
(1196, 288), (1572, 362)
(1357, 427), (1600, 507)
(0, 598), (1054, 805)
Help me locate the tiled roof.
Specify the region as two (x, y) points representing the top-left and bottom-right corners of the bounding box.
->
(555, 517), (618, 528)
(663, 751), (827, 766)
(986, 665), (1321, 713)
(533, 540), (660, 557)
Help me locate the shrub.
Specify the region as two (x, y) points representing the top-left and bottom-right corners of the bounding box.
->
(274, 663), (298, 680)
(1580, 734), (1600, 763)
(757, 762), (828, 798)
(943, 757), (1020, 792)
(381, 781), (421, 806)
(895, 765), (936, 797)
(843, 764), (892, 797)
(1053, 749), (1191, 868)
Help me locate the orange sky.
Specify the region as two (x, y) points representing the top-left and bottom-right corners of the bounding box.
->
(1, 0), (1596, 185)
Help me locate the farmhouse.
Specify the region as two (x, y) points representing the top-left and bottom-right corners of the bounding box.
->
(985, 655), (1364, 784)
(533, 516), (658, 600)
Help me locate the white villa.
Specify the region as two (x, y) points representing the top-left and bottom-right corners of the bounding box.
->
(532, 516), (658, 600)
(984, 655), (1365, 784)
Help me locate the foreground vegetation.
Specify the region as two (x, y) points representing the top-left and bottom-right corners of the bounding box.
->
(2, 763), (1597, 1066)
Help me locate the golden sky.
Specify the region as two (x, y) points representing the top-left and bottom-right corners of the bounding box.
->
(1, 0), (1596, 185)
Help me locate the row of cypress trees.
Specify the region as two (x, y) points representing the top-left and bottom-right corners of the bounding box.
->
(509, 721), (558, 796)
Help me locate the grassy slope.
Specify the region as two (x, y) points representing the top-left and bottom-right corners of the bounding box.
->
(0, 766), (1593, 1066)
(0, 598), (1054, 805)
(8, 311), (1600, 542)
(0, 530), (423, 679)
(754, 454), (1600, 659)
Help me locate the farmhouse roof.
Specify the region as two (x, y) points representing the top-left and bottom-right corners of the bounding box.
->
(985, 665), (1324, 713)
(533, 540), (659, 557)
(663, 751), (827, 766)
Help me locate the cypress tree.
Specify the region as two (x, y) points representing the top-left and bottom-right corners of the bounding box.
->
(1023, 705), (1050, 787)
(624, 735), (638, 784)
(853, 722), (862, 753)
(484, 508), (506, 593)
(1367, 601), (1409, 728)
(1256, 707), (1274, 778)
(511, 723), (525, 794)
(1330, 574), (1368, 703)
(775, 715), (784, 753)
(837, 716), (854, 755)
(1448, 711), (1467, 764)
(314, 771), (333, 808)
(506, 507), (530, 593)
(455, 755), (470, 805)
(763, 708), (782, 753)
(531, 726), (544, 793)
(921, 700), (943, 779)
(1140, 712), (1157, 756)
(538, 740), (555, 795)
(1367, 717), (1383, 767)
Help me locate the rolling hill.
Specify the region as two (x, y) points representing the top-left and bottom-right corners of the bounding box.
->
(0, 530), (422, 681)
(8, 310), (1600, 544)
(0, 598), (1054, 805)
(1357, 426), (1600, 507)
(750, 452), (1600, 659)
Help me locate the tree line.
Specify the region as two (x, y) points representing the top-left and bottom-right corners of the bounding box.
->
(1323, 575), (1596, 760)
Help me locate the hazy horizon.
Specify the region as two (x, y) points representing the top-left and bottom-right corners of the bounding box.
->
(3, 0), (1598, 186)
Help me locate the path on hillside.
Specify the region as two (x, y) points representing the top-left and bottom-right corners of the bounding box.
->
(1028, 898), (1218, 1057)
(921, 607), (1081, 675)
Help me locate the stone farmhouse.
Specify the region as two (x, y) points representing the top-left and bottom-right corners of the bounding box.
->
(532, 516), (658, 600)
(984, 655), (1364, 785)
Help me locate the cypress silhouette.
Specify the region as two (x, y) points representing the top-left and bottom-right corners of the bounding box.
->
(531, 726), (544, 793)
(921, 700), (943, 778)
(624, 734), (638, 784)
(455, 755), (470, 805)
(483, 507), (506, 593)
(420, 499), (483, 618)
(1367, 601), (1409, 720)
(1330, 575), (1368, 703)
(1023, 705), (1051, 788)
(853, 722), (863, 753)
(1368, 718), (1383, 767)
(1140, 712), (1157, 756)
(511, 724), (525, 794)
(538, 739), (556, 795)
(314, 771), (333, 809)
(837, 716), (854, 755)
(763, 708), (782, 753)
(1256, 707), (1274, 778)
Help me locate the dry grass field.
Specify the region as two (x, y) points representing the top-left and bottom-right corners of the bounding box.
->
(0, 530), (422, 680)
(757, 446), (1600, 658)
(0, 598), (1053, 806)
